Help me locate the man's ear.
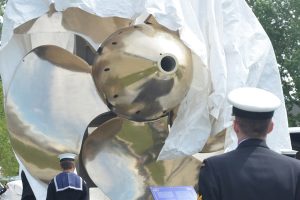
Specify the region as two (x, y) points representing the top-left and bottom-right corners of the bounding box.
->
(233, 119), (239, 133)
(267, 120), (274, 134)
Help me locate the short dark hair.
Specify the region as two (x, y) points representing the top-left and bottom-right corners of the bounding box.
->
(235, 117), (271, 137)
(60, 160), (75, 170)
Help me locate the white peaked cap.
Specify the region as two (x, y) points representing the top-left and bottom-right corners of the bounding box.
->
(58, 153), (77, 161)
(227, 87), (281, 119)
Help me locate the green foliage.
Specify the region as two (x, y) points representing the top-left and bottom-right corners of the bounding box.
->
(0, 0), (4, 16)
(0, 0), (7, 38)
(0, 83), (19, 176)
(0, 0), (18, 177)
(247, 0), (300, 126)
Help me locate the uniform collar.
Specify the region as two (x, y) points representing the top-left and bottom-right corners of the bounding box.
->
(237, 138), (268, 149)
(54, 172), (83, 192)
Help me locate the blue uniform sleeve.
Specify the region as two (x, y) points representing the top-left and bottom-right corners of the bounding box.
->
(198, 160), (220, 200)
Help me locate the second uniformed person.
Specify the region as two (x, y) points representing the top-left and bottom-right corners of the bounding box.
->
(198, 87), (300, 200)
(46, 153), (88, 200)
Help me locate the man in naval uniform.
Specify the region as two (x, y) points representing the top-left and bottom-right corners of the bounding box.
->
(46, 153), (88, 200)
(198, 87), (300, 200)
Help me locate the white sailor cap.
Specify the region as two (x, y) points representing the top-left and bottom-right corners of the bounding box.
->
(227, 87), (281, 120)
(58, 153), (77, 161)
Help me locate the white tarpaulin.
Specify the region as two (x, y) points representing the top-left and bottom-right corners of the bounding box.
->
(0, 0), (291, 199)
(0, 180), (22, 200)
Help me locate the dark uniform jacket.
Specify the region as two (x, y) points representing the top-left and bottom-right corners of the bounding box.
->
(21, 171), (36, 200)
(46, 172), (88, 200)
(198, 139), (300, 200)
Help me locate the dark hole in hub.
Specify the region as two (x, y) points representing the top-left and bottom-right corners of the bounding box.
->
(160, 56), (176, 72)
(113, 94), (118, 98)
(97, 46), (103, 54)
(104, 68), (110, 71)
(112, 42), (117, 45)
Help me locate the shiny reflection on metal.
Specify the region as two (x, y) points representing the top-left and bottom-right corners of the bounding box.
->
(92, 24), (193, 121)
(5, 45), (106, 182)
(81, 115), (200, 200)
(14, 7), (63, 35)
(78, 112), (117, 188)
(75, 35), (97, 65)
(201, 130), (226, 153)
(33, 45), (91, 73)
(62, 7), (132, 44)
(14, 5), (132, 44)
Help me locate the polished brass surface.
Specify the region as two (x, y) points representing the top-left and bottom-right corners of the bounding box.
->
(92, 24), (193, 121)
(62, 8), (132, 44)
(14, 6), (132, 44)
(33, 45), (92, 73)
(8, 8), (133, 183)
(81, 115), (200, 200)
(4, 8), (224, 196)
(78, 111), (118, 188)
(201, 130), (226, 153)
(5, 45), (106, 182)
